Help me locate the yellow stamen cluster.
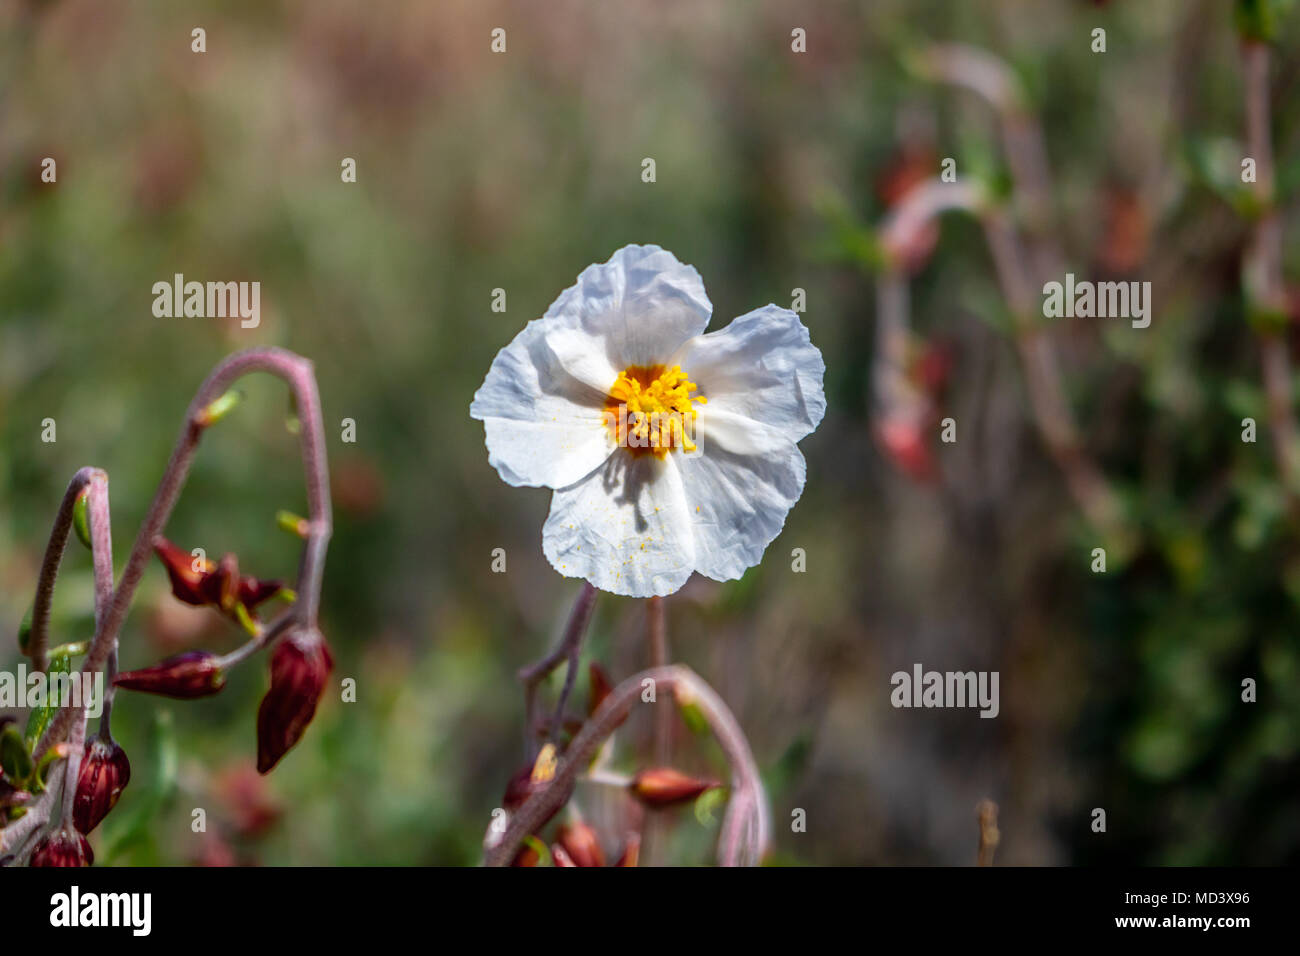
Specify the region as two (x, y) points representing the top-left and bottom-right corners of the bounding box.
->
(604, 364), (706, 457)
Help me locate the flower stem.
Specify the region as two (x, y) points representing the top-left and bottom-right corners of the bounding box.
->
(517, 582), (597, 760)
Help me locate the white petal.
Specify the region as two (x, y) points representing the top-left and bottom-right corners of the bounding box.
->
(677, 441), (808, 583)
(673, 304), (826, 446)
(470, 319), (616, 488)
(544, 245), (712, 369)
(543, 453), (696, 598)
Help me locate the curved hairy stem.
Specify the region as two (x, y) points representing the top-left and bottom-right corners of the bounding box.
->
(26, 468), (100, 672)
(2, 472), (114, 861)
(485, 665), (769, 868)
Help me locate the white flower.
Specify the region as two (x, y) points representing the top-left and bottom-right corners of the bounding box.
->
(470, 245), (826, 598)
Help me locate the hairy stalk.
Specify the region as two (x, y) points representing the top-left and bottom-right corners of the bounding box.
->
(26, 468), (99, 673)
(640, 596), (672, 866)
(486, 665), (769, 868)
(646, 597), (669, 763)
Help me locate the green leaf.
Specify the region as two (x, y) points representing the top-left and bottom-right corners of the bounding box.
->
(24, 651), (72, 750)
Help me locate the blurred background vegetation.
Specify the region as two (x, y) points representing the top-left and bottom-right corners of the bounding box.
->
(2, 0), (1299, 865)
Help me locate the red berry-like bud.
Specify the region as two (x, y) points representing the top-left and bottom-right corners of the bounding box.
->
(153, 536), (214, 606)
(114, 650), (226, 699)
(556, 822), (605, 868)
(72, 737), (131, 834)
(30, 827), (93, 867)
(256, 629), (333, 774)
(629, 767), (719, 807)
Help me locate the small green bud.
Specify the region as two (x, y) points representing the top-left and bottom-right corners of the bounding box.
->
(196, 388), (243, 428)
(276, 510), (309, 538)
(73, 490), (93, 550)
(17, 606), (32, 655)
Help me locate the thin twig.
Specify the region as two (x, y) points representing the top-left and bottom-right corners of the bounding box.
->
(647, 596), (669, 764)
(518, 582), (597, 759)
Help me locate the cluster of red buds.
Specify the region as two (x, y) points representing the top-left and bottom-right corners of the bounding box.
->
(2, 719), (126, 867)
(504, 763), (718, 867)
(6, 350), (333, 868)
(150, 537), (292, 636)
(500, 663), (720, 867)
(112, 537), (332, 775)
(25, 735), (128, 867)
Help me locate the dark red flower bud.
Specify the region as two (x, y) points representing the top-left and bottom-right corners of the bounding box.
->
(256, 629), (333, 774)
(153, 537), (287, 621)
(114, 650), (226, 699)
(238, 576), (286, 610)
(629, 767), (719, 807)
(30, 827), (93, 867)
(556, 822), (605, 868)
(72, 737), (131, 834)
(153, 536), (214, 606)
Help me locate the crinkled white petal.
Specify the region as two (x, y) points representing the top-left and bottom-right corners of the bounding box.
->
(544, 244), (712, 369)
(673, 304), (826, 447)
(470, 318), (616, 488)
(542, 453), (696, 598)
(677, 438), (808, 584)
